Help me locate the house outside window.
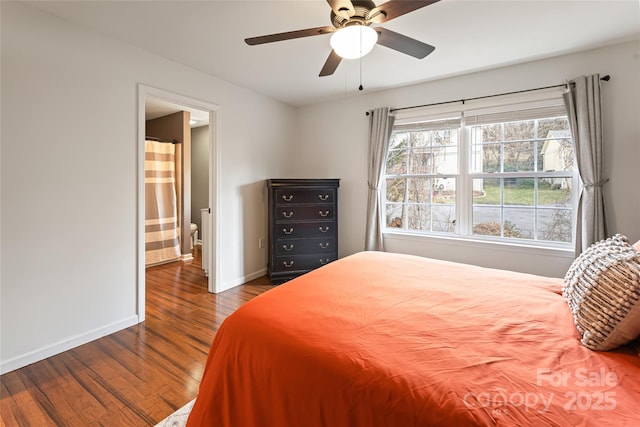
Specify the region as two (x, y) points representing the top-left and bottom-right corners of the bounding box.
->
(384, 89), (577, 247)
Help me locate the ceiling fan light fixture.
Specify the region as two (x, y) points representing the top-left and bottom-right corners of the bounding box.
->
(330, 25), (378, 59)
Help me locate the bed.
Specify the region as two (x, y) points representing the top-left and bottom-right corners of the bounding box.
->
(187, 250), (640, 426)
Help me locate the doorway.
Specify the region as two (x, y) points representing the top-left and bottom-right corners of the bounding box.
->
(137, 85), (221, 322)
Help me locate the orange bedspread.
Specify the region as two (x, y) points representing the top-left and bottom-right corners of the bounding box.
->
(187, 252), (640, 426)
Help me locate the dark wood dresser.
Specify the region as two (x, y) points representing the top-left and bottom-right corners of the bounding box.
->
(266, 179), (340, 285)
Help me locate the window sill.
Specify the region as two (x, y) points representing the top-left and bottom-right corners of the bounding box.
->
(382, 230), (575, 259)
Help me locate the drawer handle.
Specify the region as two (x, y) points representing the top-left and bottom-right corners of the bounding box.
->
(283, 261), (294, 268)
(319, 258), (330, 265)
(283, 244), (294, 251)
(283, 228), (294, 235)
(282, 195), (294, 202)
(318, 194), (329, 201)
(319, 226), (330, 233)
(319, 242), (330, 249)
(318, 210), (330, 217)
(282, 211), (294, 218)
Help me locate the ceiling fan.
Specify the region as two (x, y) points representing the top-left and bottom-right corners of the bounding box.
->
(245, 0), (439, 77)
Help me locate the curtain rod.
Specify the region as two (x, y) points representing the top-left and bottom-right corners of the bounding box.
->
(366, 74), (611, 116)
(145, 136), (180, 144)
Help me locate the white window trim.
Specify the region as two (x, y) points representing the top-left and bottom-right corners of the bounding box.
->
(384, 87), (577, 251)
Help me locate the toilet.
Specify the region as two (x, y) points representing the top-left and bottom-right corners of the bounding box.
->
(190, 223), (198, 250)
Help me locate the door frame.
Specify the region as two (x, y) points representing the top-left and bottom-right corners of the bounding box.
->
(137, 84), (221, 322)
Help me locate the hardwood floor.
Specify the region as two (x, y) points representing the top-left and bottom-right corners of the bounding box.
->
(0, 248), (272, 426)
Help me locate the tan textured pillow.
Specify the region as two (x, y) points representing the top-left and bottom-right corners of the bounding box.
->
(563, 234), (640, 351)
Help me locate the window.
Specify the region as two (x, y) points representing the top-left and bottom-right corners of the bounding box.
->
(386, 116), (460, 233)
(384, 90), (576, 247)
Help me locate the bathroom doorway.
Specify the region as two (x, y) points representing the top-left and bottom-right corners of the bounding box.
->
(137, 85), (220, 322)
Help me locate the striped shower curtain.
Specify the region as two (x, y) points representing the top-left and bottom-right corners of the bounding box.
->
(145, 140), (181, 266)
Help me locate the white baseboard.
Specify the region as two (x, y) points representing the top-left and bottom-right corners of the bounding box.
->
(219, 268), (268, 293)
(0, 315), (139, 375)
(1, 268), (269, 373)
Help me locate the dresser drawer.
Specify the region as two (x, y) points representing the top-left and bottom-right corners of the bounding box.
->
(276, 205), (335, 221)
(275, 188), (335, 205)
(272, 254), (336, 272)
(275, 221), (335, 239)
(275, 237), (336, 256)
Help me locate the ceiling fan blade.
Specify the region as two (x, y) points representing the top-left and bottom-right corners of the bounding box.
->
(376, 27), (435, 59)
(245, 26), (335, 45)
(319, 50), (343, 77)
(326, 0), (355, 19)
(368, 0), (440, 24)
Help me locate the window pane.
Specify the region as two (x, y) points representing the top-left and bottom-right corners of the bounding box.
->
(385, 178), (406, 203)
(389, 132), (409, 150)
(475, 142), (501, 173)
(433, 178), (456, 231)
(473, 178), (500, 205)
(484, 143), (502, 173)
(407, 204), (430, 231)
(503, 207), (534, 239)
(472, 205), (502, 236)
(538, 118), (570, 140)
(539, 178), (572, 206)
(408, 148), (432, 174)
(504, 141), (535, 172)
(504, 120), (534, 141)
(432, 205), (456, 233)
(386, 149), (407, 174)
(503, 178), (534, 206)
(434, 145), (458, 174)
(433, 178), (456, 204)
(481, 124), (501, 142)
(540, 133), (574, 172)
(471, 126), (500, 173)
(473, 178), (500, 237)
(538, 208), (572, 242)
(410, 131), (429, 148)
(387, 132), (409, 174)
(408, 177), (431, 203)
(434, 128), (457, 146)
(385, 204), (404, 228)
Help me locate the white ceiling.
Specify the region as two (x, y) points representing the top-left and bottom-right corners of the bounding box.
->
(26, 0), (640, 107)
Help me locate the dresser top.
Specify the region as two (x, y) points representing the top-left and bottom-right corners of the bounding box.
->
(267, 179), (340, 188)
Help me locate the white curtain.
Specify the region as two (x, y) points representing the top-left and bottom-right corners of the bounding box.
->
(563, 74), (608, 254)
(145, 140), (181, 266)
(365, 107), (395, 251)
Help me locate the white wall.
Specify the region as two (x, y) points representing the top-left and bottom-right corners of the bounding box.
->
(294, 40), (640, 278)
(0, 2), (296, 373)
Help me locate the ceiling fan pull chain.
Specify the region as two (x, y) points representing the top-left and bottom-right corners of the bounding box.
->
(359, 27), (364, 91)
(359, 55), (364, 91)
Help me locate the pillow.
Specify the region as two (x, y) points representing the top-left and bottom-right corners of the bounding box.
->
(563, 234), (640, 351)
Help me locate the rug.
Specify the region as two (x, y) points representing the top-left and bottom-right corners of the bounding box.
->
(154, 399), (195, 427)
